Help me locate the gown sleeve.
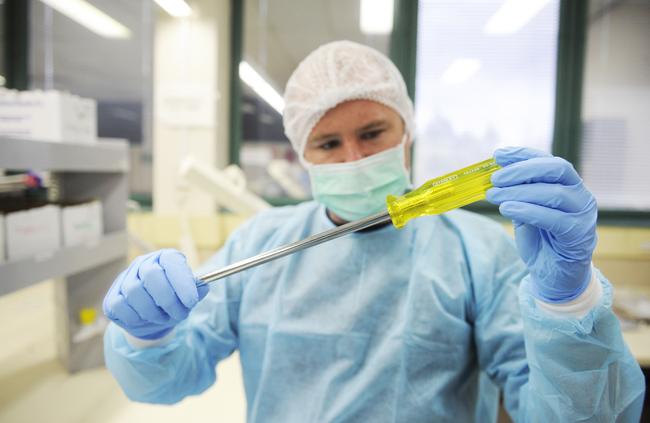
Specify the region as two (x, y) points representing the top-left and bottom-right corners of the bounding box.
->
(473, 229), (645, 422)
(103, 229), (247, 404)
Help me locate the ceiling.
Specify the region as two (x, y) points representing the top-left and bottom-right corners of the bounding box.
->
(27, 0), (390, 102)
(29, 0), (152, 101)
(243, 0), (391, 95)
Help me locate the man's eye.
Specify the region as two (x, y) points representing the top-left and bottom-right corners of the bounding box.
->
(320, 140), (340, 150)
(360, 129), (383, 140)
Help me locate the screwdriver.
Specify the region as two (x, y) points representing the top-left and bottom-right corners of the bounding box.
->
(197, 157), (500, 285)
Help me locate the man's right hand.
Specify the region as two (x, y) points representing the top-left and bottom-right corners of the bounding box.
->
(103, 249), (209, 340)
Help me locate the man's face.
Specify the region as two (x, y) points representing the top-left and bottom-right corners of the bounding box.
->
(304, 100), (411, 166)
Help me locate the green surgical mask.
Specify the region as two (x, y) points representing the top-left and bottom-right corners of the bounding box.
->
(306, 140), (411, 222)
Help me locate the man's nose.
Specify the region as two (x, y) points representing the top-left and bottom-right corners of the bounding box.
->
(341, 139), (364, 162)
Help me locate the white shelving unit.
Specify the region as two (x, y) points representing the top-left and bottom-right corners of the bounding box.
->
(0, 231), (127, 296)
(0, 137), (129, 372)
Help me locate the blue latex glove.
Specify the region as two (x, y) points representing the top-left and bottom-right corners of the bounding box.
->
(103, 249), (209, 340)
(486, 147), (598, 303)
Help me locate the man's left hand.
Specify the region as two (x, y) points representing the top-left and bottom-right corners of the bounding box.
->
(486, 147), (598, 304)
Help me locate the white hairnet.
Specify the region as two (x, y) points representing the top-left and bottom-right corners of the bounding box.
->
(282, 40), (415, 159)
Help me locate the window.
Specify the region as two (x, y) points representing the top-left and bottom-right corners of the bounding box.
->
(579, 0), (650, 211)
(414, 0), (560, 184)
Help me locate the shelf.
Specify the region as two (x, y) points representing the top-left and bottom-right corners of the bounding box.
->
(0, 137), (128, 172)
(0, 231), (127, 297)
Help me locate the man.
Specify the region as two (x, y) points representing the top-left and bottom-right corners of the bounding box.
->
(103, 41), (644, 422)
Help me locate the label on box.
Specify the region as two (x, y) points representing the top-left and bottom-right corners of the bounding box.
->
(62, 201), (103, 247)
(5, 205), (61, 261)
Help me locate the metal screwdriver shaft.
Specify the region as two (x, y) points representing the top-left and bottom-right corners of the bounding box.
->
(197, 210), (392, 285)
(197, 157), (501, 286)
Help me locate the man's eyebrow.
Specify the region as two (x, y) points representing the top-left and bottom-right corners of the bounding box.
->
(356, 120), (389, 133)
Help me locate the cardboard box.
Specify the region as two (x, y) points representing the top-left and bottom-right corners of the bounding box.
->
(0, 89), (97, 143)
(61, 201), (103, 247)
(5, 204), (61, 261)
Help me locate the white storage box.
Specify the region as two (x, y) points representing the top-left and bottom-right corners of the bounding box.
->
(0, 89), (97, 143)
(5, 204), (61, 261)
(61, 201), (103, 247)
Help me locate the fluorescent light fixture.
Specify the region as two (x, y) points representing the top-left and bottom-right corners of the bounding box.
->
(239, 61), (285, 114)
(360, 0), (394, 35)
(485, 0), (551, 34)
(441, 58), (481, 85)
(153, 0), (192, 18)
(39, 0), (131, 39)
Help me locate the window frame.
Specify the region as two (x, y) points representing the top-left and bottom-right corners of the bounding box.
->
(228, 0), (244, 167)
(3, 0), (29, 90)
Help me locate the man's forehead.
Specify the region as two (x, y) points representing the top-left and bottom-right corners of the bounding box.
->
(309, 100), (400, 140)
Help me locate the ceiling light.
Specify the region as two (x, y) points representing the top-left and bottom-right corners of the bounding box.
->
(360, 0), (394, 35)
(441, 59), (481, 85)
(485, 0), (552, 34)
(39, 0), (131, 39)
(239, 62), (284, 114)
(153, 0), (192, 18)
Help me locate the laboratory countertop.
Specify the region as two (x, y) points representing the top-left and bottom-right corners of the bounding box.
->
(622, 324), (650, 368)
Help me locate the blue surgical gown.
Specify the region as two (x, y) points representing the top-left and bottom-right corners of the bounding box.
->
(104, 202), (645, 422)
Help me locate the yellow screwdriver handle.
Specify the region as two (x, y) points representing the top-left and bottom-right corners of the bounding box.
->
(386, 158), (501, 228)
